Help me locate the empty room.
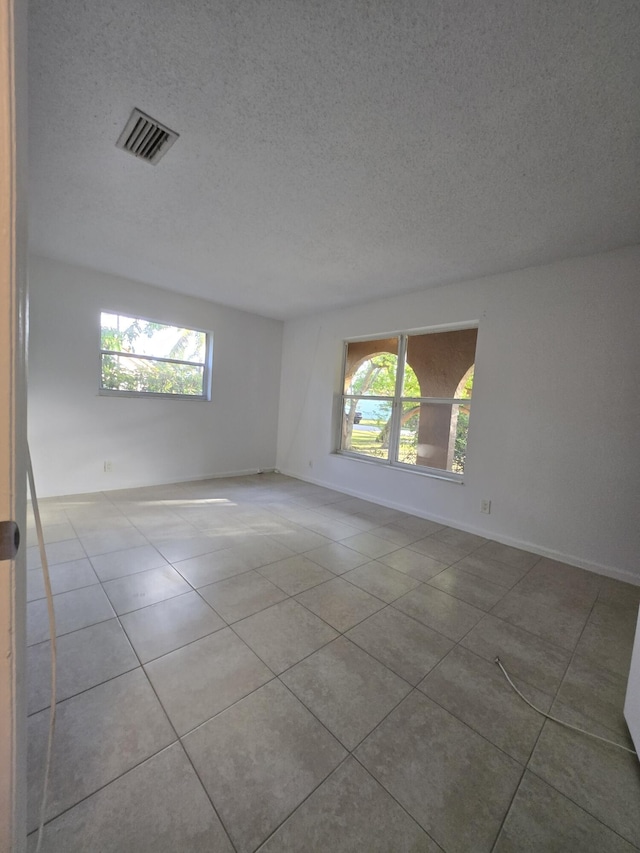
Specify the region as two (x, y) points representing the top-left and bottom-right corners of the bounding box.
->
(2, 0), (640, 850)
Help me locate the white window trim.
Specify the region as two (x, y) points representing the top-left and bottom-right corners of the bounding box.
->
(99, 312), (214, 401)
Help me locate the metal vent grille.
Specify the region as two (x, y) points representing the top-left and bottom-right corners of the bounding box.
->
(116, 108), (179, 165)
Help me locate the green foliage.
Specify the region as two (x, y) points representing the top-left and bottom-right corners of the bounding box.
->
(347, 420), (418, 463)
(349, 354), (420, 398)
(101, 354), (204, 395)
(459, 367), (474, 399)
(349, 353), (396, 396)
(452, 406), (470, 473)
(346, 404), (470, 474)
(100, 318), (205, 395)
(344, 350), (473, 474)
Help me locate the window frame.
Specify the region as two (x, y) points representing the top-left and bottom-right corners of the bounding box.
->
(99, 311), (214, 401)
(336, 324), (477, 483)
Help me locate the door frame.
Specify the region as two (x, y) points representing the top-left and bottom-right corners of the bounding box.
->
(0, 0), (27, 849)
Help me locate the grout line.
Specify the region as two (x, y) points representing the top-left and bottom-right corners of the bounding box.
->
(464, 607), (581, 662)
(26, 653), (140, 719)
(42, 507), (241, 851)
(32, 476), (635, 851)
(118, 599), (226, 664)
(251, 754), (354, 851)
(291, 586), (386, 634)
(522, 767), (640, 851)
(170, 596), (409, 741)
(488, 571), (600, 851)
(225, 618), (337, 682)
(111, 599), (241, 853)
(350, 751), (445, 850)
(25, 611), (116, 650)
(176, 674), (280, 742)
(487, 763), (529, 852)
(529, 589), (636, 749)
(409, 676), (531, 768)
(25, 575), (102, 605)
(27, 741), (181, 837)
(455, 625), (561, 701)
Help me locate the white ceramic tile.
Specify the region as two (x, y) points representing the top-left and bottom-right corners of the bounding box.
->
(120, 591), (225, 662)
(28, 744), (233, 852)
(102, 566), (191, 615)
(27, 585), (115, 646)
(27, 670), (175, 832)
(144, 628), (273, 734)
(27, 619), (138, 714)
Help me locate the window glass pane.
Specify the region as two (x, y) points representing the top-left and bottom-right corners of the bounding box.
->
(340, 399), (391, 461)
(101, 353), (205, 396)
(396, 401), (471, 474)
(344, 338), (398, 396)
(403, 329), (477, 398)
(101, 313), (206, 363)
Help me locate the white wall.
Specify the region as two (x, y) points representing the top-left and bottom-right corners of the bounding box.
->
(277, 247), (640, 584)
(28, 255), (283, 497)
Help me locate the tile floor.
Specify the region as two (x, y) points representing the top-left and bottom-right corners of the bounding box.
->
(25, 473), (640, 852)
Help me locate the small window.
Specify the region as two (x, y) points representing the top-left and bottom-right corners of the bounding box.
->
(339, 327), (477, 479)
(100, 312), (212, 399)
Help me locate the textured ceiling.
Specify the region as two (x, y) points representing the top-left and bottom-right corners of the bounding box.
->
(28, 0), (640, 319)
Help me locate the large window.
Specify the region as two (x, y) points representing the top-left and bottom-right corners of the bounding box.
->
(100, 312), (212, 399)
(339, 327), (477, 479)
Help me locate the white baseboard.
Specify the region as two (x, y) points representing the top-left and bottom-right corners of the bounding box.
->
(279, 468), (640, 587)
(42, 468), (269, 499)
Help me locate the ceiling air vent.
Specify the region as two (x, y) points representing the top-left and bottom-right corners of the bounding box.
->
(116, 108), (179, 165)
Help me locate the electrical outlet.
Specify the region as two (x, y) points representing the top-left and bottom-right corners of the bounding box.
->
(480, 498), (491, 514)
(104, 460), (113, 473)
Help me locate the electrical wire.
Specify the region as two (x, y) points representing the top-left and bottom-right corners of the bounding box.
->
(27, 444), (57, 852)
(494, 656), (636, 756)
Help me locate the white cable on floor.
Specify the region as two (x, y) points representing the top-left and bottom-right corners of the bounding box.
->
(494, 656), (636, 755)
(27, 445), (57, 852)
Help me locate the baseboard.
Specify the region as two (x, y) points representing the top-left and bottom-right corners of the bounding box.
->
(41, 468), (270, 499)
(279, 468), (640, 587)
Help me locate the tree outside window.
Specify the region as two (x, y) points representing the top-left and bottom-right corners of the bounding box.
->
(339, 328), (477, 478)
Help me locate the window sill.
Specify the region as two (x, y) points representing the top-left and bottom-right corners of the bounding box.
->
(334, 450), (465, 484)
(98, 389), (211, 401)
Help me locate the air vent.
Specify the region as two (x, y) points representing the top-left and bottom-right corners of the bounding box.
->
(116, 108), (179, 165)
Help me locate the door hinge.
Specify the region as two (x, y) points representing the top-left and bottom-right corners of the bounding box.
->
(0, 521), (20, 561)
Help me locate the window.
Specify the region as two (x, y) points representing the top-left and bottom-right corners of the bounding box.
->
(339, 327), (477, 479)
(100, 312), (212, 399)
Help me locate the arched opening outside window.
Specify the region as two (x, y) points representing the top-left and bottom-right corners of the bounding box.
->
(339, 328), (477, 479)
